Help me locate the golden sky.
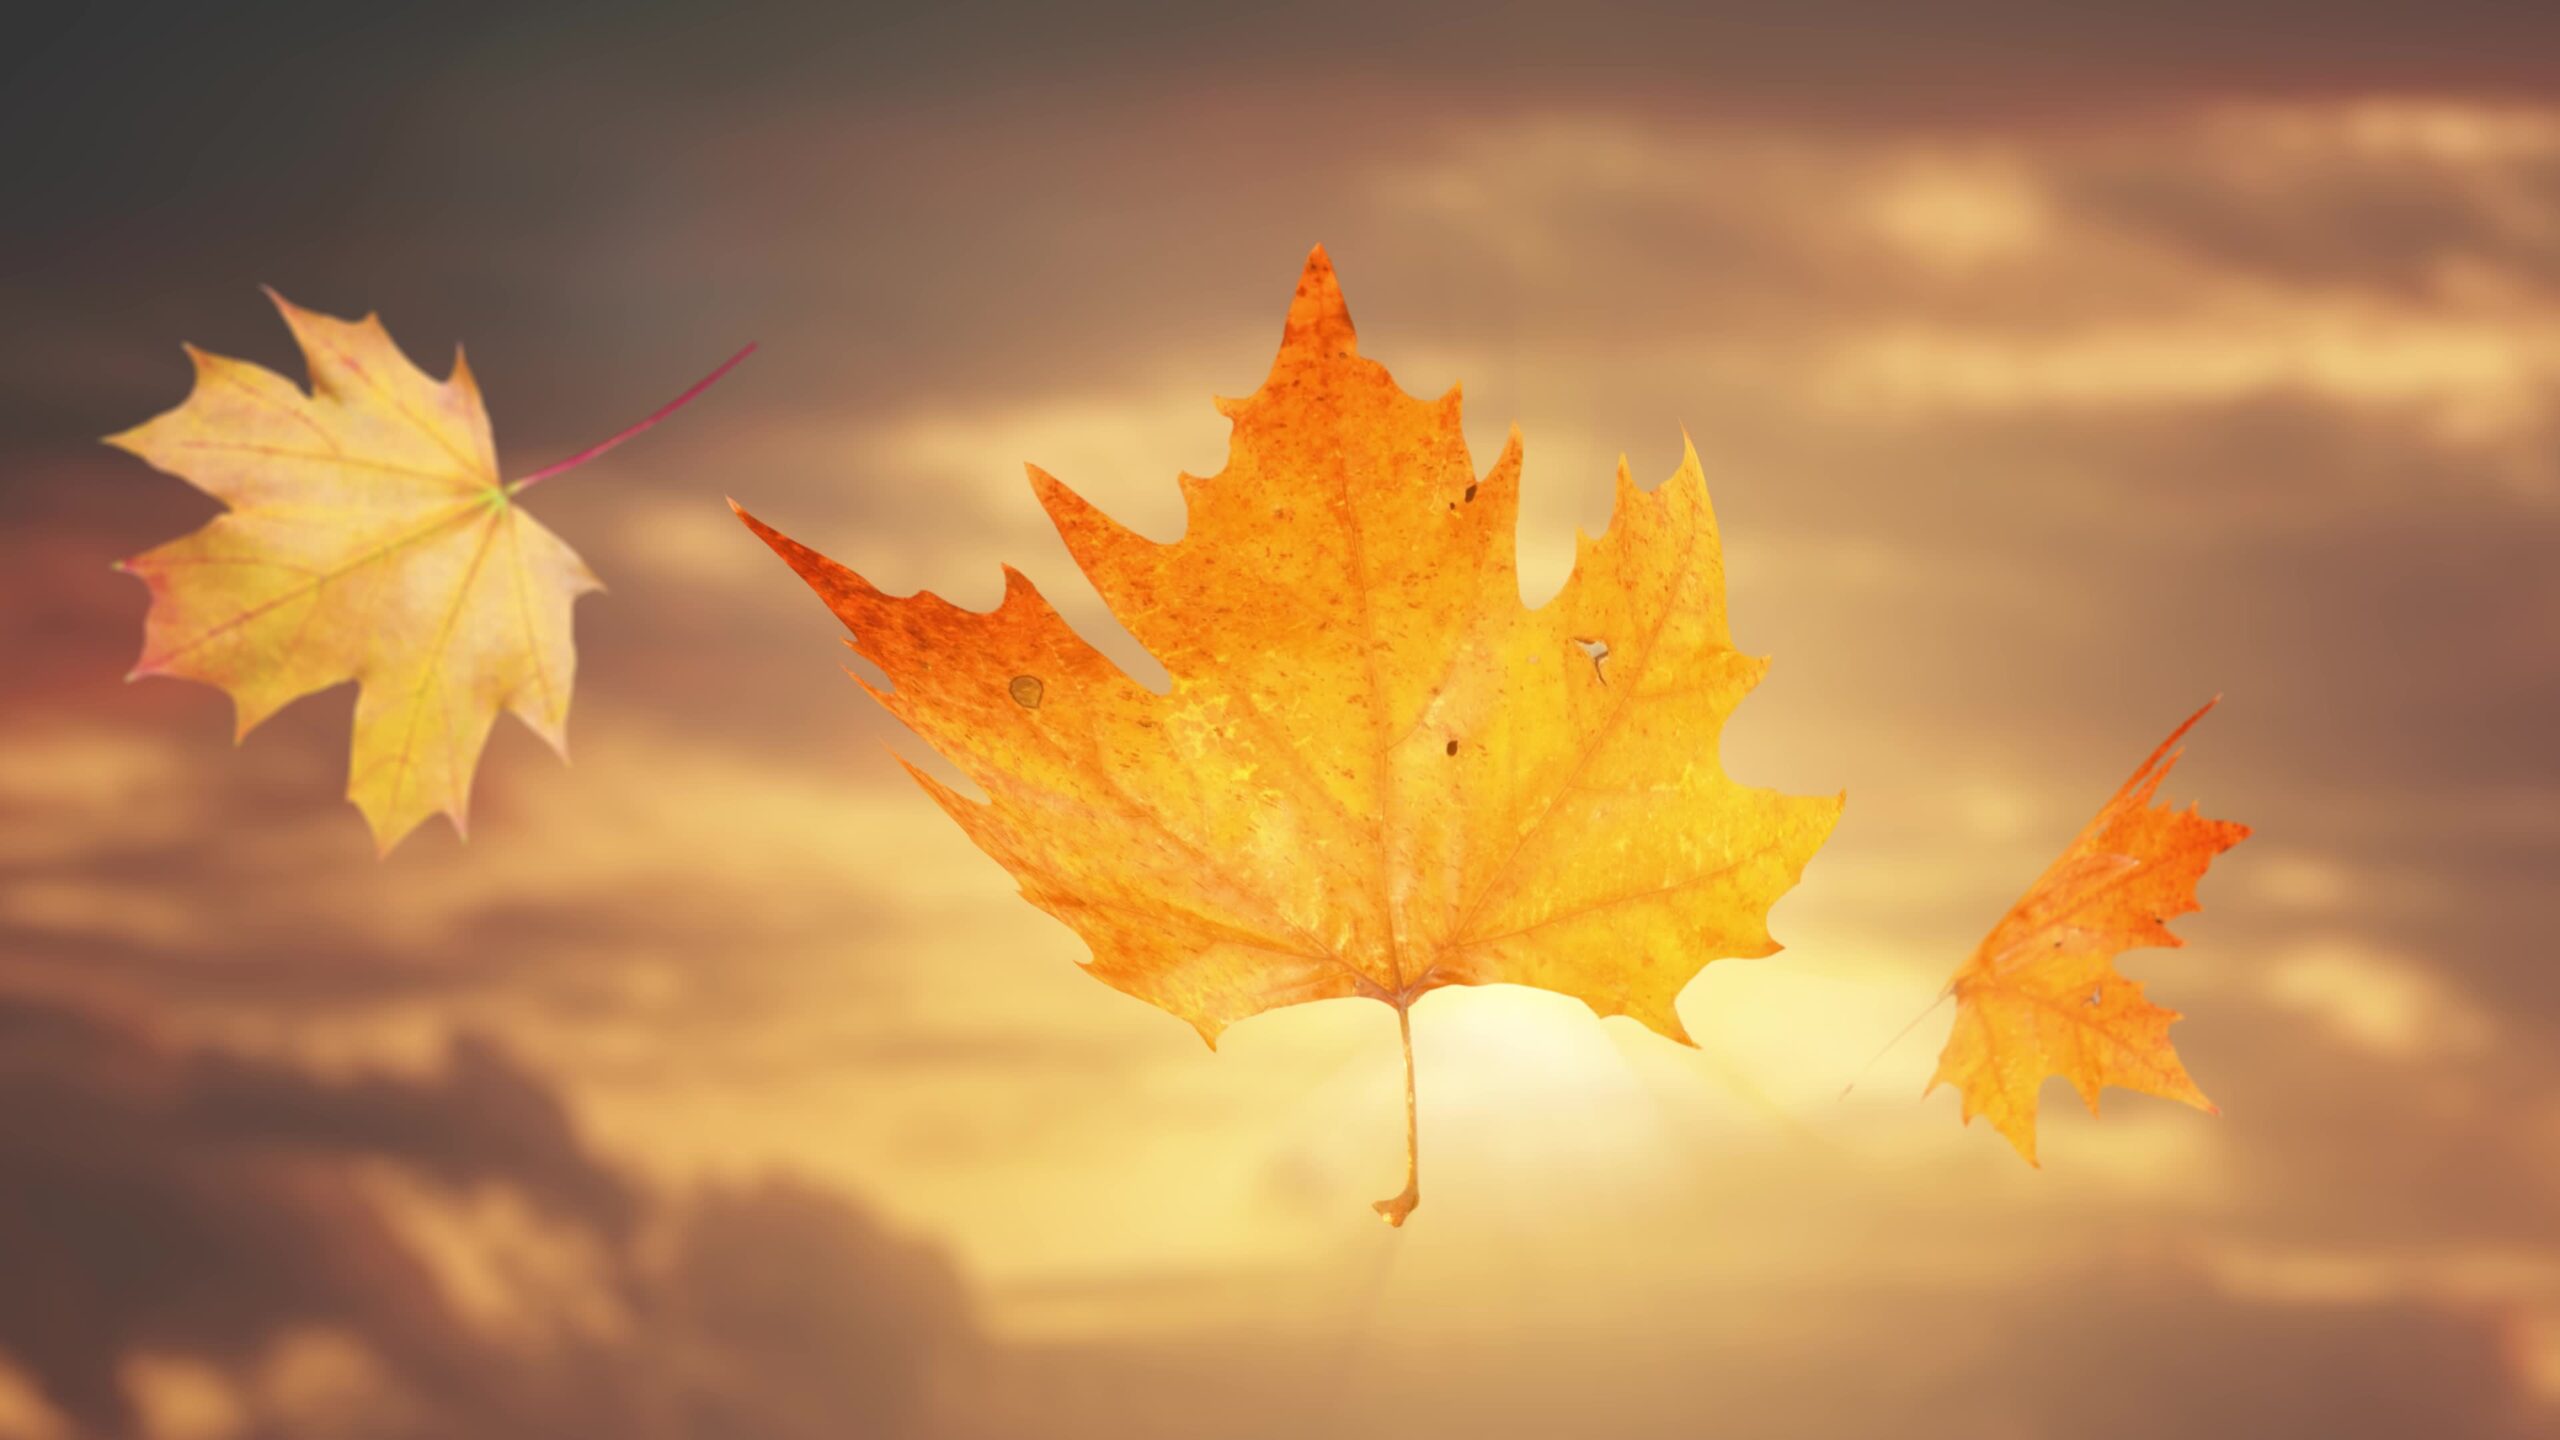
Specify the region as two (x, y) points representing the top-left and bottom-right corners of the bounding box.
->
(3, 5), (2558, 1437)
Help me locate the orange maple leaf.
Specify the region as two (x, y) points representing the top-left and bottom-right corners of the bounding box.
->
(107, 291), (747, 853)
(738, 248), (1842, 1223)
(1929, 699), (2251, 1164)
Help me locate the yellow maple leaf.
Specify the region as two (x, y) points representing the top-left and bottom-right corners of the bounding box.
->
(738, 248), (1842, 1223)
(108, 290), (746, 853)
(1929, 699), (2252, 1164)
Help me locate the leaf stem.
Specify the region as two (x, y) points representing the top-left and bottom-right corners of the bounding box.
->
(507, 342), (757, 494)
(1373, 1002), (1421, 1227)
(1839, 984), (1954, 1099)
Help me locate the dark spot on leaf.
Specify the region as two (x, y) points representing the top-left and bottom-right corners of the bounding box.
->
(1008, 675), (1044, 708)
(1445, 739), (1459, 756)
(1463, 483), (1478, 502)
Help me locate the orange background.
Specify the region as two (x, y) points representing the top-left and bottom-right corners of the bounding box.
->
(3, 6), (2555, 1437)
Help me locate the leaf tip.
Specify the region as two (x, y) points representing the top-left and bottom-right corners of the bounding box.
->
(2000, 1120), (2043, 1168)
(256, 284), (311, 328)
(1281, 244), (1356, 356)
(1024, 464), (1079, 518)
(730, 499), (781, 547)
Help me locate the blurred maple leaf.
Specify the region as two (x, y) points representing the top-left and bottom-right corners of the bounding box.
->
(108, 291), (747, 853)
(1930, 699), (2251, 1163)
(739, 248), (1841, 1223)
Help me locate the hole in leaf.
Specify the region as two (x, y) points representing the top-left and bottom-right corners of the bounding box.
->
(1573, 637), (1609, 683)
(1008, 675), (1044, 709)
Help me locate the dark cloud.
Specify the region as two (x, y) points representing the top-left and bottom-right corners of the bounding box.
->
(2055, 139), (2560, 299)
(25, 0), (2560, 180)
(0, 985), (973, 1439)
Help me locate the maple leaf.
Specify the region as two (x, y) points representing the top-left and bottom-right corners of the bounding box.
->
(1929, 699), (2251, 1164)
(108, 290), (748, 854)
(737, 248), (1841, 1224)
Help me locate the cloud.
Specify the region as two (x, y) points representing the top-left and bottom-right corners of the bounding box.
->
(946, 1257), (2550, 1439)
(2262, 935), (2495, 1060)
(1976, 1260), (2548, 1440)
(0, 986), (974, 1440)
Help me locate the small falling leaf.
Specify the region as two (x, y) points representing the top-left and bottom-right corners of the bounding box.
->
(1929, 699), (2251, 1163)
(107, 290), (748, 852)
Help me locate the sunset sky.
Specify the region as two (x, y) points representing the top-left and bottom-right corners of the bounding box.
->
(5, 4), (2559, 1436)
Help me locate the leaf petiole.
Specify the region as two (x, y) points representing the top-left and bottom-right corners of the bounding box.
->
(1373, 1002), (1421, 1227)
(508, 341), (757, 494)
(1839, 985), (1954, 1100)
